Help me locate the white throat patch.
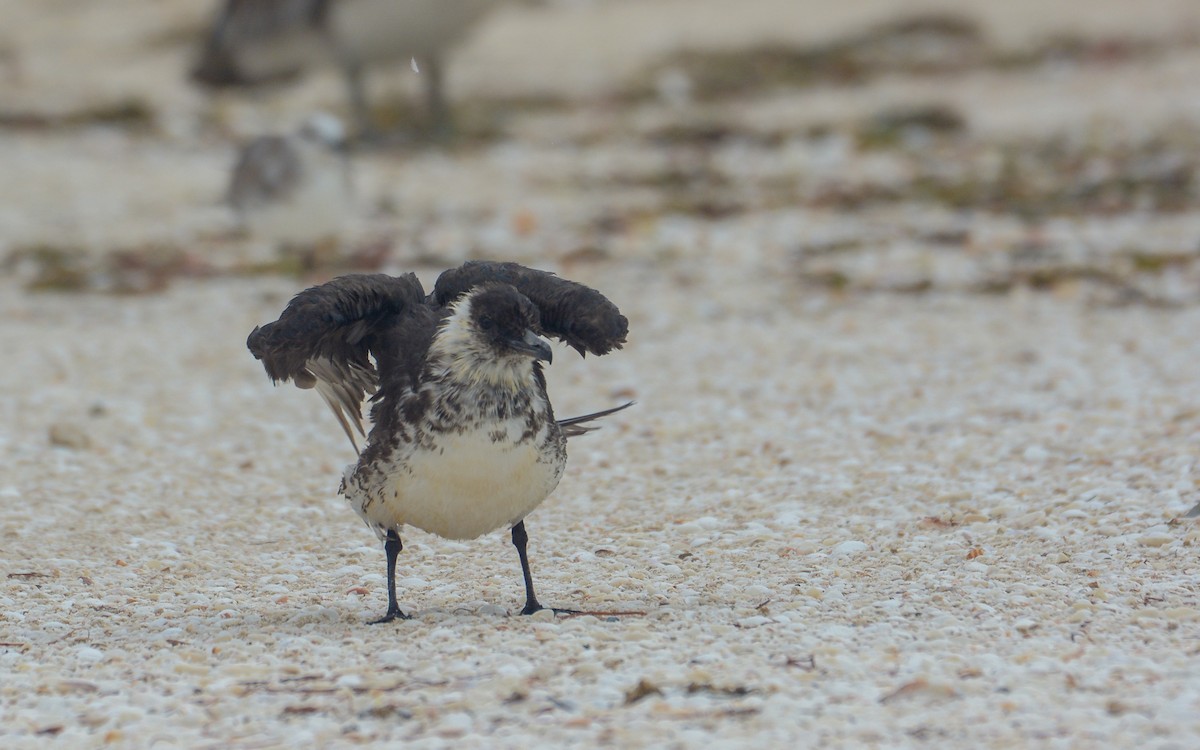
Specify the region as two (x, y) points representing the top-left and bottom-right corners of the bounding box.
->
(429, 295), (538, 390)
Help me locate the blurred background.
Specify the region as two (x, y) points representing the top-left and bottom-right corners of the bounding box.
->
(1, 0), (1199, 301)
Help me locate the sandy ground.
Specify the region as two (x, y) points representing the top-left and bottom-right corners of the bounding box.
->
(3, 1), (1200, 748)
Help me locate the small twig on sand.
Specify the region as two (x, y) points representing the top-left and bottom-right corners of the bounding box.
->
(557, 610), (647, 619)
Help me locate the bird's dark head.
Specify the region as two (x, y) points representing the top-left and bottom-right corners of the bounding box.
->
(433, 284), (553, 386)
(468, 284), (553, 364)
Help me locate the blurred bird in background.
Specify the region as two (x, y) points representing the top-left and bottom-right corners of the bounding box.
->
(191, 0), (497, 137)
(227, 112), (352, 257)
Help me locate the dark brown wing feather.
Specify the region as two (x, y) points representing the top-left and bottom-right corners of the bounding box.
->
(247, 273), (427, 449)
(431, 261), (629, 356)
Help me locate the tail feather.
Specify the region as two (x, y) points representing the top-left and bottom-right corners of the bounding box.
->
(558, 401), (634, 438)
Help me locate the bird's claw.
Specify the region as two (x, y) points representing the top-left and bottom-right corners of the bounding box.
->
(369, 607), (411, 624)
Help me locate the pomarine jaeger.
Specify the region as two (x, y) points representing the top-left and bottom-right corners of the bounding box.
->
(191, 0), (497, 135)
(247, 261), (630, 622)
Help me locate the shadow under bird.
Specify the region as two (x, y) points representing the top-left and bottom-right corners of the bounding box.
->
(247, 261), (631, 621)
(192, 0), (497, 136)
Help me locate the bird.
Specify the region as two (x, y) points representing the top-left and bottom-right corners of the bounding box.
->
(247, 261), (631, 621)
(227, 112), (352, 251)
(191, 0), (498, 136)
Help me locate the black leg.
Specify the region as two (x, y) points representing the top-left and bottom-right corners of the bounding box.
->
(508, 522), (645, 619)
(512, 521), (583, 616)
(370, 530), (410, 624)
(342, 59), (375, 141)
(423, 53), (451, 139)
(512, 521), (543, 615)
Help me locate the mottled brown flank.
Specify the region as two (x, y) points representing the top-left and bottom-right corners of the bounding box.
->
(350, 379), (556, 504)
(341, 347), (566, 538)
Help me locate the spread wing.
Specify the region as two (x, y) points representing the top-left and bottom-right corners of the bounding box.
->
(247, 273), (426, 450)
(431, 261), (629, 356)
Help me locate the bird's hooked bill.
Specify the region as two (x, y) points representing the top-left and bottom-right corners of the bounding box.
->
(510, 329), (553, 363)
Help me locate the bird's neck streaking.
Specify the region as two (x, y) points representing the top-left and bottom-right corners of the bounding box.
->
(428, 296), (541, 393)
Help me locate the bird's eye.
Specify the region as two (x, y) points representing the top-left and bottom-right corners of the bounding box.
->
(479, 315), (494, 331)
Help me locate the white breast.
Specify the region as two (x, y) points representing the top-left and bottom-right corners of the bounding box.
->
(347, 416), (565, 541)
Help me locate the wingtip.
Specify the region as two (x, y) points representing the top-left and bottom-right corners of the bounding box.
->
(246, 325), (262, 353)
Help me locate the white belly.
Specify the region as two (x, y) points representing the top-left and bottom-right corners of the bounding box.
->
(330, 0), (494, 62)
(348, 422), (565, 541)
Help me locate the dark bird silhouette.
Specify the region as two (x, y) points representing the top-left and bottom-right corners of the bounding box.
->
(247, 261), (630, 621)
